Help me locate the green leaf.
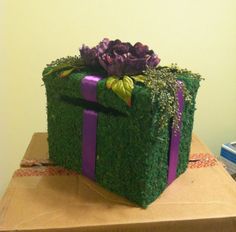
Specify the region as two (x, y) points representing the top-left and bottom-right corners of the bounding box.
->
(106, 76), (134, 106)
(106, 76), (118, 89)
(59, 67), (77, 78)
(43, 63), (74, 77)
(131, 75), (146, 83)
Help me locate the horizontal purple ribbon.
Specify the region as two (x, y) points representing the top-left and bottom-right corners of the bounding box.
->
(81, 76), (101, 180)
(167, 81), (184, 184)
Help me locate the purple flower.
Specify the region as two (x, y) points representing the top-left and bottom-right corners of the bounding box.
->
(79, 45), (98, 67)
(79, 38), (160, 76)
(133, 42), (149, 57)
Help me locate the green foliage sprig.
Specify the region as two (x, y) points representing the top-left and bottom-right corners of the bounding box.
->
(166, 63), (203, 81)
(143, 66), (194, 132)
(47, 55), (84, 68)
(44, 56), (85, 78)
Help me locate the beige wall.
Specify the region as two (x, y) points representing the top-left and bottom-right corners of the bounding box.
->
(1, 0), (236, 197)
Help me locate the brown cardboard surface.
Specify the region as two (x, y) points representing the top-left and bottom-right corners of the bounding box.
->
(23, 133), (48, 160)
(0, 133), (236, 232)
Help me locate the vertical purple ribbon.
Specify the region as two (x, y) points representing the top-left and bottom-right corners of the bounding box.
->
(80, 76), (184, 183)
(167, 81), (184, 185)
(81, 75), (101, 180)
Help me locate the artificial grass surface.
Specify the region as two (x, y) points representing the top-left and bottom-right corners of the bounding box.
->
(43, 67), (200, 208)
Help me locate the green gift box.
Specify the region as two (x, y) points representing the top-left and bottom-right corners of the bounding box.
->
(43, 66), (200, 208)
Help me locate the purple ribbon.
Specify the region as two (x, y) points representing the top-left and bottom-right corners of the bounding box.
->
(81, 76), (101, 180)
(167, 81), (184, 184)
(80, 75), (184, 184)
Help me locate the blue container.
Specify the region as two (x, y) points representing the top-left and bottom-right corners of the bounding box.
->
(220, 142), (236, 174)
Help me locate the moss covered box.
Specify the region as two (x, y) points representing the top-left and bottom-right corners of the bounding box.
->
(42, 39), (201, 208)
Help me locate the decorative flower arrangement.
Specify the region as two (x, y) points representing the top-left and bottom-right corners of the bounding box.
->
(43, 38), (201, 131)
(80, 38), (160, 76)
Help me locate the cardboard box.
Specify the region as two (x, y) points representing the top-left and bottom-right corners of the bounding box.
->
(1, 133), (236, 232)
